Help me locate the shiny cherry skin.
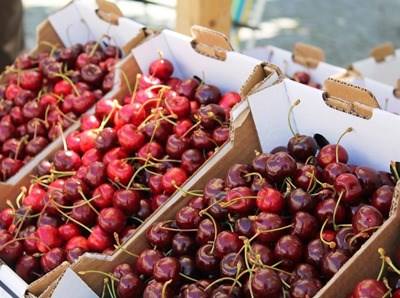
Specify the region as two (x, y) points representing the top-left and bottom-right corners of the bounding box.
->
(371, 185), (394, 217)
(146, 222), (173, 249)
(334, 173), (363, 204)
(265, 151), (297, 182)
(292, 211), (318, 240)
(287, 134), (318, 162)
(354, 166), (381, 196)
(40, 248), (65, 273)
(288, 188), (314, 213)
(136, 249), (163, 276)
(352, 279), (387, 298)
(256, 187), (284, 213)
(252, 212), (284, 243)
(317, 144), (348, 167)
(321, 250), (349, 278)
(117, 273), (143, 298)
(225, 186), (255, 215)
(352, 205), (383, 234)
(250, 268), (282, 298)
(290, 278), (322, 298)
(196, 218), (219, 245)
(175, 206), (201, 229)
(195, 244), (219, 273)
(153, 256), (180, 282)
(214, 231), (242, 258)
(98, 207), (126, 234)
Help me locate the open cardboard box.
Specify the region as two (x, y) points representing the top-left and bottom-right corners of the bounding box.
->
(244, 44), (400, 114)
(51, 78), (400, 297)
(2, 26), (279, 298)
(0, 0), (147, 203)
(352, 42), (400, 87)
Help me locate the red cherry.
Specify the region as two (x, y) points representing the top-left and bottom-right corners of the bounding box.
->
(65, 236), (89, 251)
(87, 225), (112, 252)
(219, 91), (241, 112)
(225, 186), (255, 214)
(334, 173), (363, 204)
(40, 248), (65, 273)
(58, 223), (81, 242)
(107, 159), (134, 185)
(37, 225), (62, 253)
(117, 124), (145, 151)
(20, 70), (42, 91)
(98, 207), (127, 234)
(93, 183), (115, 209)
(352, 279), (386, 298)
(317, 144), (348, 167)
(113, 189), (141, 215)
(162, 167), (188, 194)
(257, 187), (285, 213)
(54, 80), (72, 96)
(165, 95), (190, 118)
(149, 58), (174, 80)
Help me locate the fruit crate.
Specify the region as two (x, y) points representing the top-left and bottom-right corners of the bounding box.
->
(0, 25), (279, 297)
(244, 43), (400, 114)
(352, 42), (400, 93)
(0, 0), (147, 201)
(48, 77), (400, 297)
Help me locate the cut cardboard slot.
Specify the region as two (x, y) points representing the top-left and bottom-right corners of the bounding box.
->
(7, 26), (277, 298)
(244, 45), (400, 114)
(0, 0), (146, 206)
(55, 78), (400, 297)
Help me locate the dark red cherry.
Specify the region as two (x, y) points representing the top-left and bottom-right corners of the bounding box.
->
(146, 222), (173, 249)
(306, 239), (327, 267)
(16, 255), (41, 283)
(352, 279), (387, 298)
(40, 248), (65, 273)
(252, 212), (284, 243)
(153, 257), (180, 282)
(265, 152), (296, 182)
(322, 162), (351, 184)
(220, 253), (244, 277)
(335, 173), (363, 204)
(371, 185), (394, 217)
(292, 211), (318, 240)
(176, 206), (201, 229)
(195, 244), (219, 273)
(117, 273), (143, 298)
(354, 166), (381, 196)
(194, 84), (221, 105)
(290, 278), (322, 298)
(196, 218), (219, 245)
(352, 205), (383, 234)
(321, 250), (349, 278)
(256, 187), (284, 213)
(250, 268), (282, 298)
(274, 235), (303, 268)
(288, 188), (314, 213)
(214, 231), (242, 258)
(317, 144), (348, 167)
(287, 134), (318, 162)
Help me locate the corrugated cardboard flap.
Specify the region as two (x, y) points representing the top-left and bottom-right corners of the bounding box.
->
(190, 25), (233, 60)
(370, 42), (395, 62)
(292, 42), (325, 68)
(324, 78), (380, 118)
(96, 0), (122, 25)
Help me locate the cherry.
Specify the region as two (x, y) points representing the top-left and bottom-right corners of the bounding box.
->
(291, 263), (318, 282)
(321, 250), (349, 278)
(257, 186), (284, 213)
(194, 84), (221, 105)
(93, 183), (115, 209)
(250, 268), (282, 298)
(138, 142), (164, 161)
(165, 95), (190, 118)
(250, 243), (274, 265)
(219, 253), (244, 278)
(219, 91), (241, 112)
(287, 134), (318, 161)
(315, 198), (346, 225)
(352, 205), (383, 234)
(190, 129), (214, 150)
(322, 162), (351, 184)
(288, 188), (314, 213)
(81, 63), (104, 85)
(1, 158), (23, 179)
(252, 212), (285, 243)
(317, 144), (348, 167)
(107, 159), (134, 185)
(378, 171), (395, 186)
(153, 256), (180, 282)
(181, 149), (204, 174)
(37, 225), (61, 253)
(40, 248), (65, 273)
(196, 218), (219, 245)
(113, 189), (140, 215)
(177, 78), (199, 98)
(0, 122), (15, 142)
(117, 273), (143, 298)
(197, 104), (226, 129)
(265, 151), (296, 182)
(98, 207), (126, 234)
(214, 231), (242, 257)
(139, 74), (162, 90)
(26, 137), (49, 156)
(16, 255), (41, 283)
(63, 177), (88, 201)
(58, 223), (81, 242)
(172, 233), (194, 256)
(0, 208), (14, 229)
(335, 227), (355, 254)
(65, 236), (89, 251)
(53, 150), (81, 171)
(95, 127), (117, 152)
(371, 185), (394, 217)
(195, 244), (219, 273)
(334, 173), (363, 204)
(136, 249), (163, 276)
(290, 278), (322, 298)
(88, 226), (112, 252)
(352, 279), (387, 298)
(225, 163), (252, 188)
(71, 200), (96, 226)
(146, 222), (174, 249)
(274, 235), (303, 268)
(143, 280), (172, 298)
(292, 211), (318, 240)
(118, 124), (145, 152)
(176, 206), (201, 229)
(212, 126), (229, 145)
(354, 166), (381, 196)
(234, 217), (253, 238)
(225, 186), (255, 214)
(306, 239), (327, 267)
(0, 233), (23, 265)
(149, 58), (174, 80)
(293, 72), (310, 84)
(162, 167), (188, 194)
(103, 147), (129, 165)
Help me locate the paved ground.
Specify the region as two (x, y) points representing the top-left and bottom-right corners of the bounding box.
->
(22, 0), (400, 66)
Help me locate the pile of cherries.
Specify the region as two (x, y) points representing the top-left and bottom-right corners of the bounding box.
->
(292, 71), (321, 89)
(0, 40), (119, 181)
(0, 56), (241, 283)
(90, 131), (396, 297)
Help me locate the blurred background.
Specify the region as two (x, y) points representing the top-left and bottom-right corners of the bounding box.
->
(20, 0), (400, 66)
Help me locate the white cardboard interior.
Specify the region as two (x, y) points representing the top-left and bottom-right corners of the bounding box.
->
(352, 49), (400, 87)
(0, 264), (27, 298)
(49, 0), (144, 55)
(52, 269), (98, 298)
(248, 78), (400, 171)
(244, 45), (400, 115)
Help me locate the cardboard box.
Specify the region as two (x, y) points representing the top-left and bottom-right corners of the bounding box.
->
(244, 44), (400, 114)
(0, 0), (147, 203)
(352, 42), (400, 87)
(54, 78), (400, 297)
(4, 26), (279, 298)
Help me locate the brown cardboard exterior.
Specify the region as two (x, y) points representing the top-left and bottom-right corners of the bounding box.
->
(59, 78), (400, 297)
(17, 26), (278, 297)
(0, 1), (147, 204)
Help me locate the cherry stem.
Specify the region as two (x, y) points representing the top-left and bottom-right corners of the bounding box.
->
(199, 195), (228, 216)
(113, 233), (139, 258)
(15, 187), (27, 209)
(244, 172), (264, 181)
(126, 162), (156, 190)
(332, 191), (344, 231)
(391, 161), (400, 182)
(336, 127), (353, 163)
(256, 223), (294, 236)
(55, 206), (92, 233)
(377, 248), (387, 281)
(173, 183), (203, 197)
(287, 99), (301, 137)
(219, 196), (259, 209)
(54, 73), (80, 97)
(79, 270), (119, 281)
(130, 74), (141, 103)
(202, 211), (218, 254)
(306, 172), (335, 191)
(348, 226), (380, 247)
(79, 190), (100, 216)
(161, 279), (172, 298)
(160, 226), (198, 232)
(119, 69), (132, 95)
(181, 119), (202, 139)
(204, 277), (242, 292)
(13, 206), (30, 238)
(179, 272), (198, 282)
(319, 218), (336, 249)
